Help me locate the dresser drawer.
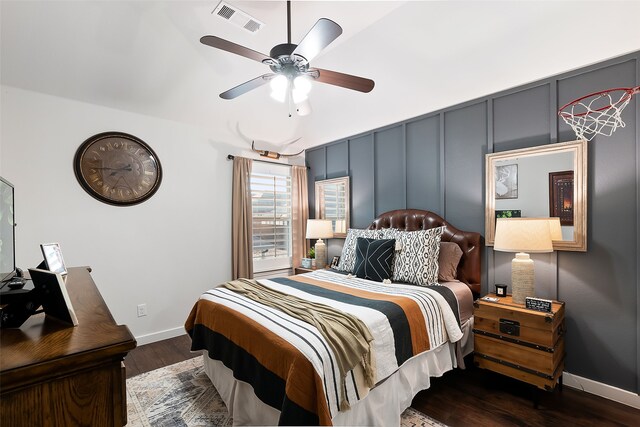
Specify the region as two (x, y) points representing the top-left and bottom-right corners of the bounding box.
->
(474, 333), (564, 376)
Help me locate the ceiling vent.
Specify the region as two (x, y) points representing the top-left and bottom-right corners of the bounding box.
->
(212, 1), (264, 34)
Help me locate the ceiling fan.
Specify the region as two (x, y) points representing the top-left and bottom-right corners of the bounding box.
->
(200, 1), (375, 115)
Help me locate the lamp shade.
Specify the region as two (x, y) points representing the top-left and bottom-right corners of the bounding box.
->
(494, 218), (554, 253)
(548, 217), (563, 242)
(306, 219), (334, 239)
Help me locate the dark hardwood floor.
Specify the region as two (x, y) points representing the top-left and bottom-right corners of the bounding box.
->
(126, 335), (640, 426)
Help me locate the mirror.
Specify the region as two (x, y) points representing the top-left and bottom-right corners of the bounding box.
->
(485, 139), (587, 251)
(315, 177), (350, 238)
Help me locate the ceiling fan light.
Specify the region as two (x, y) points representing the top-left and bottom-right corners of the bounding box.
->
(293, 75), (312, 95)
(292, 88), (308, 104)
(269, 75), (288, 102)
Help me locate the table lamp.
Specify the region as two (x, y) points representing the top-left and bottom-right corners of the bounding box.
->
(493, 218), (559, 304)
(306, 219), (334, 269)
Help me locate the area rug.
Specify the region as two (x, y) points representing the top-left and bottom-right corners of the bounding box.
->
(127, 356), (447, 427)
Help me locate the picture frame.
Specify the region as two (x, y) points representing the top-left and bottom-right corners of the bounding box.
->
(330, 256), (340, 269)
(549, 170), (574, 226)
(495, 164), (518, 199)
(28, 268), (78, 326)
(40, 243), (68, 276)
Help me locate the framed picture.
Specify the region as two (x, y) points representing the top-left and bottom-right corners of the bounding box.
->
(549, 170), (574, 226)
(40, 243), (68, 276)
(495, 209), (521, 224)
(495, 164), (518, 199)
(28, 268), (78, 326)
(330, 256), (340, 269)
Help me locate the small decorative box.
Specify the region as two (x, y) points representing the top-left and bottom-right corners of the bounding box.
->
(495, 284), (508, 297)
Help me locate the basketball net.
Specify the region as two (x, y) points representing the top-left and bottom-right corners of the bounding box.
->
(558, 86), (640, 141)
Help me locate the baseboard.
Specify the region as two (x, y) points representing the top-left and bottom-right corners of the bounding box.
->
(135, 326), (186, 346)
(563, 371), (640, 409)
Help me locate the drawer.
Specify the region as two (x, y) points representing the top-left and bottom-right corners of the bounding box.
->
(475, 355), (564, 391)
(474, 315), (565, 348)
(474, 334), (564, 375)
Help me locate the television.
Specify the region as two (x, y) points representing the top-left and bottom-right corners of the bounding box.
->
(0, 177), (16, 284)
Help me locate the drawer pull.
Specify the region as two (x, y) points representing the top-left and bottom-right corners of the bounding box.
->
(500, 318), (520, 336)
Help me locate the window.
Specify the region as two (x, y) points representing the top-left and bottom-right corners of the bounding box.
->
(250, 163), (292, 272)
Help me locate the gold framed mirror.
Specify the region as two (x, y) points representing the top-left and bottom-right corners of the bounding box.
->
(485, 139), (587, 251)
(315, 177), (350, 238)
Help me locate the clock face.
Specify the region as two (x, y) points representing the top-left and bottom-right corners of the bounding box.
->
(74, 132), (162, 206)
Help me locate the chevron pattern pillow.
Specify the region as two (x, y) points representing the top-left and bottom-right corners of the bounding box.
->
(381, 227), (444, 286)
(336, 228), (382, 273)
(353, 238), (396, 282)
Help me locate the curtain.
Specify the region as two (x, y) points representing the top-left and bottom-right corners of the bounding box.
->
(232, 156), (253, 279)
(291, 165), (310, 268)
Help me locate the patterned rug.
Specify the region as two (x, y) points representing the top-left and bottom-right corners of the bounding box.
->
(126, 356), (447, 426)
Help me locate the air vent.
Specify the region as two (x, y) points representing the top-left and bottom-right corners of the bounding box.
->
(212, 1), (264, 34)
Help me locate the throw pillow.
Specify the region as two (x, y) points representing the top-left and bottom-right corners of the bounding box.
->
(381, 227), (443, 286)
(438, 241), (463, 282)
(353, 238), (396, 282)
(336, 228), (382, 273)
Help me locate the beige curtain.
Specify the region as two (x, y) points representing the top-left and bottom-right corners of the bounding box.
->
(232, 157), (253, 279)
(291, 165), (310, 268)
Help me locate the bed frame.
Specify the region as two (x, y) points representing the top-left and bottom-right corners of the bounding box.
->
(368, 209), (482, 295)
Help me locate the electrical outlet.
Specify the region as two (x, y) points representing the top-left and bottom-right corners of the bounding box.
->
(137, 303), (147, 317)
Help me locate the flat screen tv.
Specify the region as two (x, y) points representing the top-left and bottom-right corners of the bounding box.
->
(0, 177), (16, 283)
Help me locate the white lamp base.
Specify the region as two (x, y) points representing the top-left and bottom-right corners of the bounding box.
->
(511, 252), (534, 304)
(315, 239), (327, 269)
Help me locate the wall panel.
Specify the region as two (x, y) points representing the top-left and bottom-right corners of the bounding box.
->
(305, 147), (325, 218)
(406, 116), (441, 213)
(493, 84), (551, 152)
(349, 135), (375, 228)
(557, 59), (638, 392)
(374, 125), (405, 215)
(443, 102), (487, 234)
(326, 141), (348, 179)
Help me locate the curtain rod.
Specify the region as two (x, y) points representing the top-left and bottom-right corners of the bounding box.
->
(227, 154), (309, 169)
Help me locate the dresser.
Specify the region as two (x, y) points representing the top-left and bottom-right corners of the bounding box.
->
(473, 293), (565, 391)
(0, 267), (136, 426)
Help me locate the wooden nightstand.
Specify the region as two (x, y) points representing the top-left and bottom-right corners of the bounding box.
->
(294, 266), (314, 275)
(473, 293), (565, 392)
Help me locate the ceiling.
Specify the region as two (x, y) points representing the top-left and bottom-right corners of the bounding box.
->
(2, 1), (640, 152)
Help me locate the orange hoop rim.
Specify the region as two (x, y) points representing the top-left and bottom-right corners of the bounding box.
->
(558, 86), (640, 118)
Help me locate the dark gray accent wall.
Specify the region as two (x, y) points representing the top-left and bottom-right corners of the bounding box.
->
(306, 51), (639, 393)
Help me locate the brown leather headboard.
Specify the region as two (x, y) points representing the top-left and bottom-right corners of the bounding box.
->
(368, 209), (482, 295)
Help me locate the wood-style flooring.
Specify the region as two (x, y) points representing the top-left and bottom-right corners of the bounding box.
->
(126, 335), (640, 426)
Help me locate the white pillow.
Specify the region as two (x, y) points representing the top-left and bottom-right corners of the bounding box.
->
(336, 228), (382, 273)
(381, 227), (443, 286)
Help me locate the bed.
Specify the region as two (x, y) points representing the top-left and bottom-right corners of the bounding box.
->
(185, 209), (481, 426)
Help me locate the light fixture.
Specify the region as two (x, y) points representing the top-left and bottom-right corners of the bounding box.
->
(305, 219), (334, 269)
(270, 75), (289, 102)
(270, 74), (312, 105)
(493, 218), (557, 304)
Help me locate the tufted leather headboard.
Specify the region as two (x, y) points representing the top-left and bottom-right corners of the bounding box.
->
(368, 209), (482, 295)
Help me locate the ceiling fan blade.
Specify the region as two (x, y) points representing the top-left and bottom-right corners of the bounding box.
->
(220, 74), (275, 100)
(200, 35), (273, 64)
(312, 68), (375, 93)
(292, 18), (342, 62)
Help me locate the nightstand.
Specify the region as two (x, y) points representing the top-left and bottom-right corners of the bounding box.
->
(294, 266), (314, 275)
(473, 293), (565, 392)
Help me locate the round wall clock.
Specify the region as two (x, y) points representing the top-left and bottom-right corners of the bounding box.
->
(74, 132), (162, 206)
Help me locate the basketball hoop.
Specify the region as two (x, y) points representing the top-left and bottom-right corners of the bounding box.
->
(558, 86), (640, 141)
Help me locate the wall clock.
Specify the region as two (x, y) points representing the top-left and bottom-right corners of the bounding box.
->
(74, 132), (162, 206)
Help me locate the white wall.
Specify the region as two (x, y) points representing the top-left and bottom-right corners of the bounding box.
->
(0, 85), (240, 343)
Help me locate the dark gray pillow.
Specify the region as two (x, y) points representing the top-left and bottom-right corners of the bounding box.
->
(353, 238), (396, 282)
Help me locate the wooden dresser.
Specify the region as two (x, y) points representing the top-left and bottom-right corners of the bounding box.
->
(473, 293), (565, 391)
(0, 267), (136, 426)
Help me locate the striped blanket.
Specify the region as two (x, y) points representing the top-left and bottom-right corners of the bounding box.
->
(185, 269), (463, 426)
